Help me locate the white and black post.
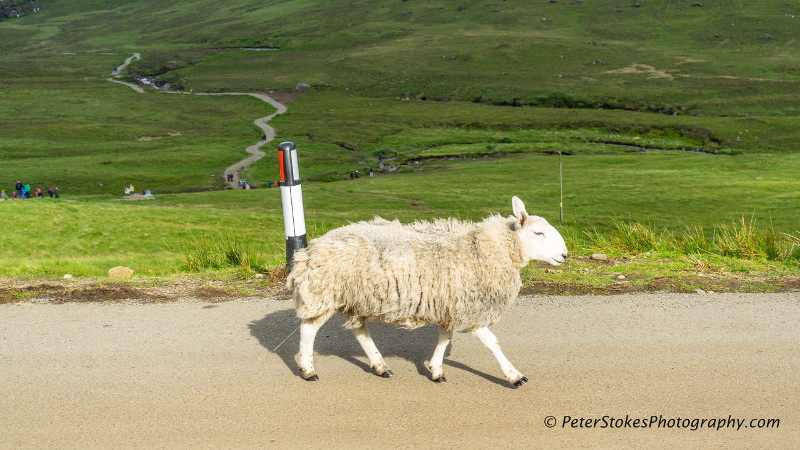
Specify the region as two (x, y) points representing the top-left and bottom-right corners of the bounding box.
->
(278, 141), (307, 270)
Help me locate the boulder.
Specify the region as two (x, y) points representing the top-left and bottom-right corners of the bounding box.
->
(108, 266), (134, 278)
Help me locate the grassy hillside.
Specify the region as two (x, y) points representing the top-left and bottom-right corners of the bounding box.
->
(0, 0), (798, 283)
(3, 0), (800, 112)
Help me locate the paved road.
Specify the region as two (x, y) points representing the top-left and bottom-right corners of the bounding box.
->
(2, 293), (798, 448)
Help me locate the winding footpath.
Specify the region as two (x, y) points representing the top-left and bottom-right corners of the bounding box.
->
(106, 53), (287, 188)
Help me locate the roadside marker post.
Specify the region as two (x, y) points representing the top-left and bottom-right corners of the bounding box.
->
(558, 150), (564, 224)
(278, 141), (307, 270)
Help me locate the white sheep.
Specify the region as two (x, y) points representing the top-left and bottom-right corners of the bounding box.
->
(286, 196), (568, 386)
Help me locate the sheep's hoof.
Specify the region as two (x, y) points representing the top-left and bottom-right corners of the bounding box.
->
(433, 376), (446, 383)
(378, 369), (393, 378)
(513, 376), (529, 387)
(304, 374), (319, 381)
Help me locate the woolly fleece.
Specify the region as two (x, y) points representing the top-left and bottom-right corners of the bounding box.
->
(287, 215), (526, 331)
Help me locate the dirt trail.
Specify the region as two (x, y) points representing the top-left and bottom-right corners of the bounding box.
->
(106, 52), (142, 92)
(201, 92), (287, 188)
(106, 53), (286, 188)
(1, 292), (798, 447)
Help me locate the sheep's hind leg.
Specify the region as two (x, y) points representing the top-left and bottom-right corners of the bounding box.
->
(428, 326), (453, 382)
(472, 326), (528, 387)
(296, 310), (334, 381)
(352, 321), (393, 378)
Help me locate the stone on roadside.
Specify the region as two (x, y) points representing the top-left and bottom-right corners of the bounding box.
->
(108, 266), (134, 278)
(617, 275), (626, 280)
(295, 83), (310, 92)
(62, 274), (73, 279)
(591, 253), (608, 261)
(692, 288), (706, 294)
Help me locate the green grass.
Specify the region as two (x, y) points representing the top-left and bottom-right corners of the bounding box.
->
(0, 53), (274, 195)
(0, 0), (799, 289)
(1, 150), (798, 278)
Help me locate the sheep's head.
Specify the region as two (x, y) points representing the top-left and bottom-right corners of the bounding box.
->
(512, 196), (568, 266)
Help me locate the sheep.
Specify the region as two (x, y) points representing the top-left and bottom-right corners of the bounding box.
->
(286, 196), (568, 386)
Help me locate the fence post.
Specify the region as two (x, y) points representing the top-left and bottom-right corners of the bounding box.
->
(278, 141), (307, 270)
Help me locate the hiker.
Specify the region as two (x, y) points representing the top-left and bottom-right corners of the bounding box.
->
(146, 189), (151, 195)
(24, 183), (31, 197)
(36, 188), (43, 198)
(48, 187), (54, 198)
(15, 181), (22, 195)
(369, 167), (374, 177)
(0, 190), (6, 200)
(54, 187), (60, 199)
(262, 133), (267, 141)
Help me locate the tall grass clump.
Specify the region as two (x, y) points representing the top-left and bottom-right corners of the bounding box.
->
(678, 225), (710, 254)
(583, 216), (797, 263)
(713, 217), (781, 261)
(178, 233), (260, 273)
(784, 233), (800, 263)
(584, 219), (668, 255)
(609, 219), (663, 254)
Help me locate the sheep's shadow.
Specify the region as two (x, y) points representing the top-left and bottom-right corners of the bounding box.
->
(248, 308), (510, 387)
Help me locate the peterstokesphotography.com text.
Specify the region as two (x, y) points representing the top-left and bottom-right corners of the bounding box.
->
(544, 415), (780, 431)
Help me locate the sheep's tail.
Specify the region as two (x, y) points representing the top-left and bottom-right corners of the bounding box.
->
(285, 248), (309, 294)
(287, 248), (326, 318)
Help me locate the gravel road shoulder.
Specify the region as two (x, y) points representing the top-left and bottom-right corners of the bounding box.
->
(2, 292), (798, 448)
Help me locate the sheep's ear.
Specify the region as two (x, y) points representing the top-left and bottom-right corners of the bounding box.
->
(512, 196), (529, 227)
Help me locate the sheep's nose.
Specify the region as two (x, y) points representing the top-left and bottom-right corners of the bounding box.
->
(562, 252), (569, 261)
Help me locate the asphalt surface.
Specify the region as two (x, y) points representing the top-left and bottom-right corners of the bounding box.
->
(2, 292), (798, 448)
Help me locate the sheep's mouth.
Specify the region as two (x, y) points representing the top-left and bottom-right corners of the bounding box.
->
(549, 256), (566, 266)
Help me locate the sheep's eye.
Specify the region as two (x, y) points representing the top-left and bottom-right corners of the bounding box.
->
(533, 231), (544, 236)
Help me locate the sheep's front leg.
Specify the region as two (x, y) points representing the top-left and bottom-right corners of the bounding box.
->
(428, 326), (453, 382)
(296, 310), (334, 381)
(472, 326), (528, 387)
(352, 322), (393, 377)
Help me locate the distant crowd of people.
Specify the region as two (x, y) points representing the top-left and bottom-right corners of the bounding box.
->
(124, 184), (151, 196)
(1, 181), (60, 201)
(226, 172), (281, 189)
